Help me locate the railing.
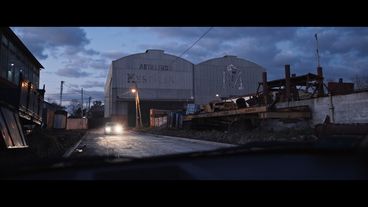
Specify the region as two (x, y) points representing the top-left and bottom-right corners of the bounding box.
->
(18, 79), (44, 124)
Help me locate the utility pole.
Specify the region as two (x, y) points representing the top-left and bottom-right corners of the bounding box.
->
(88, 96), (91, 111)
(315, 33), (325, 97)
(81, 88), (84, 117)
(315, 33), (321, 68)
(60, 81), (64, 106)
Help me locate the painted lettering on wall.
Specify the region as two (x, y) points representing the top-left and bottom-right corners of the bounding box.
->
(127, 73), (147, 83)
(139, 64), (170, 71)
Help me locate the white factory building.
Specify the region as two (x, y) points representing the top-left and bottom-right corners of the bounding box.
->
(105, 49), (265, 127)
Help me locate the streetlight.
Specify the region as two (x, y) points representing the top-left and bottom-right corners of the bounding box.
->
(131, 82), (142, 128)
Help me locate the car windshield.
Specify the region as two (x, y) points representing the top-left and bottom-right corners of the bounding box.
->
(1, 26), (368, 179)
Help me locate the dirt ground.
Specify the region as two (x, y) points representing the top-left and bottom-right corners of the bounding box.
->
(0, 128), (86, 166)
(134, 127), (318, 145)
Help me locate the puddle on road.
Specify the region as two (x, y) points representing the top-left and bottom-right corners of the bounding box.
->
(75, 144), (87, 153)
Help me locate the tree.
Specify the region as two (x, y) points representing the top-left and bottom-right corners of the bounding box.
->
(67, 99), (84, 118)
(88, 101), (104, 118)
(49, 101), (66, 110)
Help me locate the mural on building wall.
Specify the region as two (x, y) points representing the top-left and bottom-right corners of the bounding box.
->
(222, 64), (244, 92)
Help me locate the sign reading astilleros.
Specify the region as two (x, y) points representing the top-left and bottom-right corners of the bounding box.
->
(139, 64), (170, 71)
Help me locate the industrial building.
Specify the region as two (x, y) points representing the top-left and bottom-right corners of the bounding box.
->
(105, 49), (194, 127)
(194, 55), (265, 104)
(0, 27), (44, 148)
(104, 50), (266, 127)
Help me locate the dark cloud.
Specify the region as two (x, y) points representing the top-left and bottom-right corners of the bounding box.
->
(80, 81), (105, 88)
(57, 54), (108, 76)
(67, 83), (80, 89)
(64, 89), (104, 101)
(13, 27), (99, 60)
(93, 72), (109, 78)
(146, 27), (368, 81)
(88, 59), (108, 70)
(45, 90), (104, 104)
(15, 27), (368, 93)
(100, 51), (129, 60)
(146, 27), (206, 39)
(56, 68), (91, 78)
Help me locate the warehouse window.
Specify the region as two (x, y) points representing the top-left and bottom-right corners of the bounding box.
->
(33, 71), (39, 88)
(7, 50), (16, 83)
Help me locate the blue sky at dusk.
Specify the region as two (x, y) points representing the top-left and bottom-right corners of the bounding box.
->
(11, 27), (368, 105)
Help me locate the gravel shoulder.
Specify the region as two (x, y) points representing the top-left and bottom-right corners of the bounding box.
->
(133, 127), (318, 145)
(0, 128), (86, 166)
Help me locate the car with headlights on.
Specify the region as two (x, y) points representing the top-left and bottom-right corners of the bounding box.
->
(104, 122), (123, 135)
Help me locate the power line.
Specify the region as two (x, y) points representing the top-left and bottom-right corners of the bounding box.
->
(170, 27), (213, 65)
(62, 82), (98, 100)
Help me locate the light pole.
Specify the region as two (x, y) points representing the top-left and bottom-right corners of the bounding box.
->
(131, 82), (142, 128)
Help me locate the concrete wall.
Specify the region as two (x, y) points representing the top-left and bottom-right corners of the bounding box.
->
(276, 91), (368, 126)
(66, 118), (88, 130)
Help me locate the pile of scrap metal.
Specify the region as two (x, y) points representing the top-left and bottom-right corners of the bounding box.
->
(202, 100), (238, 113)
(183, 64), (329, 130)
(256, 64), (326, 107)
(150, 109), (185, 128)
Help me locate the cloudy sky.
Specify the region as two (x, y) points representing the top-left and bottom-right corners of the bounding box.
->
(12, 27), (368, 105)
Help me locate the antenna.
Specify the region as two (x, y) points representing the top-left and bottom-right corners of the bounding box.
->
(315, 33), (321, 67)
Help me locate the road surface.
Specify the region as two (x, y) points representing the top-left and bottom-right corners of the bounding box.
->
(68, 129), (235, 158)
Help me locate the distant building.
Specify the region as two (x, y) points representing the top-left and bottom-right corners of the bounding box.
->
(0, 27), (44, 148)
(105, 50), (266, 127)
(328, 78), (354, 95)
(42, 101), (64, 129)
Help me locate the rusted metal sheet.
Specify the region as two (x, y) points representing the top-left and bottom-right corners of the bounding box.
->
(276, 105), (310, 112)
(0, 106), (28, 148)
(184, 106), (267, 121)
(259, 111), (311, 119)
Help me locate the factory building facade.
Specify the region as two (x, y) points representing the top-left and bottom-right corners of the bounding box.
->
(105, 50), (265, 127)
(104, 49), (194, 127)
(194, 55), (265, 104)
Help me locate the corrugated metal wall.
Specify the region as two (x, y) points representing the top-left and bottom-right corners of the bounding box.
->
(104, 51), (266, 120)
(112, 50), (194, 101)
(194, 55), (265, 105)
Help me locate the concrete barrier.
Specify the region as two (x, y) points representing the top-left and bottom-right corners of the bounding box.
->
(66, 118), (88, 130)
(276, 91), (368, 125)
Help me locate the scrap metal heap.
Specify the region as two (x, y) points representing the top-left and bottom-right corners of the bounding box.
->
(183, 65), (328, 130)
